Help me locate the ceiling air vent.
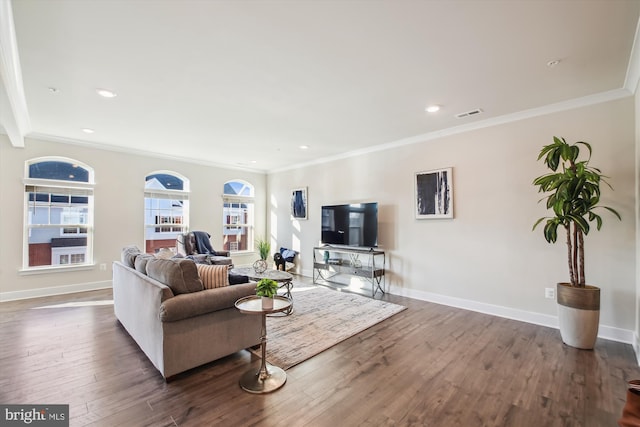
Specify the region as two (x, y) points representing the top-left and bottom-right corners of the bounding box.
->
(455, 108), (483, 119)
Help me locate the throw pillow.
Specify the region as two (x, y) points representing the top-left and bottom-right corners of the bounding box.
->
(196, 264), (229, 289)
(146, 258), (204, 295)
(121, 245), (141, 269)
(280, 247), (298, 262)
(155, 248), (175, 259)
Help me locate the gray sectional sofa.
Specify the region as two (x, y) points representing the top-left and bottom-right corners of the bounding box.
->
(112, 247), (261, 379)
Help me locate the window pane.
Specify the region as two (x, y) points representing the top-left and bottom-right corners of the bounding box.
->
(29, 161), (90, 182)
(223, 225), (250, 252)
(145, 173), (184, 191)
(25, 159), (94, 269)
(144, 171), (189, 254)
(223, 180), (254, 253)
(223, 180), (253, 197)
(28, 228), (89, 267)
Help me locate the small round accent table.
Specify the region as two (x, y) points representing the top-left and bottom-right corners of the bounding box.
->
(233, 267), (294, 315)
(235, 295), (292, 394)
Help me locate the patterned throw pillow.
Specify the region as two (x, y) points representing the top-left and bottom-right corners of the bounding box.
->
(196, 264), (229, 289)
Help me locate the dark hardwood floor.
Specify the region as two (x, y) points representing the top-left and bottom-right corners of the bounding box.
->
(1, 276), (639, 426)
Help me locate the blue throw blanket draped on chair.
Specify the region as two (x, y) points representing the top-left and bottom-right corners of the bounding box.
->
(192, 231), (216, 254)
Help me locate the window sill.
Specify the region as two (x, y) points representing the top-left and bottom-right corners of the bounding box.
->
(19, 264), (96, 275)
(230, 250), (258, 257)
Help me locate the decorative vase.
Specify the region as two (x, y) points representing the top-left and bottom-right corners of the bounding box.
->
(556, 282), (600, 349)
(261, 296), (273, 310)
(253, 259), (267, 273)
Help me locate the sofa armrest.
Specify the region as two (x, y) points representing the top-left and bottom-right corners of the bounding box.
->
(213, 250), (230, 257)
(160, 282), (256, 322)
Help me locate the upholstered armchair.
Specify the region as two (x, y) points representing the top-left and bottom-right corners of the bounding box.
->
(176, 232), (232, 266)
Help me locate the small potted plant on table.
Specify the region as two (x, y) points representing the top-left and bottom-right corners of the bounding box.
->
(256, 278), (279, 309)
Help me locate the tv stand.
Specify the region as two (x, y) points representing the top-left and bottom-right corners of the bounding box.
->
(312, 246), (385, 297)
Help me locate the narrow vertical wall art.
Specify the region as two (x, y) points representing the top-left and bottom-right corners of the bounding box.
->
(415, 168), (453, 219)
(291, 187), (308, 220)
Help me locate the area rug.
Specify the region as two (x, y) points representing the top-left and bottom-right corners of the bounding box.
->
(252, 286), (407, 370)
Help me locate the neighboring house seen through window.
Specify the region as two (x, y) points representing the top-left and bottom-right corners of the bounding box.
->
(144, 172), (189, 254)
(24, 157), (94, 269)
(223, 180), (254, 253)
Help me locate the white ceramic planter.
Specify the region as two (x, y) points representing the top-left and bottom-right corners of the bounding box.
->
(557, 283), (600, 349)
(261, 296), (273, 310)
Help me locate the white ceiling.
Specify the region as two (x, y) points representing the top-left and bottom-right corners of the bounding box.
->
(3, 0), (640, 172)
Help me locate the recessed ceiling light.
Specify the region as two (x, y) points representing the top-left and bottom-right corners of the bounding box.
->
(48, 87), (60, 94)
(250, 160), (257, 164)
(546, 59), (561, 68)
(426, 105), (441, 113)
(82, 128), (95, 134)
(299, 145), (309, 150)
(96, 88), (117, 98)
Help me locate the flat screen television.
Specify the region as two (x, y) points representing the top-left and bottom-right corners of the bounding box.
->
(321, 202), (378, 248)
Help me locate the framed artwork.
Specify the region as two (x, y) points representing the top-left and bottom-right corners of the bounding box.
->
(291, 187), (308, 220)
(415, 168), (453, 219)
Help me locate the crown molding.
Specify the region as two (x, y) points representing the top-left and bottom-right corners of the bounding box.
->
(270, 88), (633, 174)
(0, 0), (30, 147)
(25, 132), (266, 174)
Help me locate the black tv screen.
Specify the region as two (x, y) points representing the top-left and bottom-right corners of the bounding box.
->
(321, 202), (378, 248)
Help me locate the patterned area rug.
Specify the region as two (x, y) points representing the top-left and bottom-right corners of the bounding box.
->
(253, 286), (407, 370)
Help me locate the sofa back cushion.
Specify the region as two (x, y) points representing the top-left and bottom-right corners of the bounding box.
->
(134, 253), (155, 274)
(121, 245), (141, 269)
(146, 258), (204, 295)
(196, 264), (229, 289)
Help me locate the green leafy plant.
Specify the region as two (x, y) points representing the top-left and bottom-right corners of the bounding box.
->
(255, 237), (271, 260)
(255, 278), (278, 298)
(533, 136), (621, 287)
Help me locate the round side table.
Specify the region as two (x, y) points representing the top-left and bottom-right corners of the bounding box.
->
(235, 295), (292, 393)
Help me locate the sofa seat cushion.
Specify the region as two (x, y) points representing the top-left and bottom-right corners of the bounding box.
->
(160, 282), (257, 322)
(146, 258), (204, 295)
(187, 254), (233, 266)
(208, 256), (233, 266)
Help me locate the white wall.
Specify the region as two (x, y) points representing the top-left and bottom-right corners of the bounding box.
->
(0, 135), (267, 299)
(268, 97), (637, 341)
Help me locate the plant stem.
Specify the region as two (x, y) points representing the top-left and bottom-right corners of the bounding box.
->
(578, 230), (585, 287)
(565, 224), (576, 286)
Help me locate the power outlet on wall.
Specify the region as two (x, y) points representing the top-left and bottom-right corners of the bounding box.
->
(100, 263), (107, 271)
(544, 287), (555, 299)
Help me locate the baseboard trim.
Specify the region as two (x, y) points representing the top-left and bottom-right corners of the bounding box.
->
(635, 333), (640, 365)
(388, 285), (636, 345)
(0, 280), (112, 302)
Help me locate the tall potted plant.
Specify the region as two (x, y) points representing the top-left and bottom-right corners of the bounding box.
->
(533, 136), (620, 349)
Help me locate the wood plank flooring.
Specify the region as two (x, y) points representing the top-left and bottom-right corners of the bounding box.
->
(1, 277), (639, 426)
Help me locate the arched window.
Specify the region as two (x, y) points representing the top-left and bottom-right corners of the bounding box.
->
(23, 157), (94, 269)
(144, 171), (189, 254)
(222, 180), (254, 253)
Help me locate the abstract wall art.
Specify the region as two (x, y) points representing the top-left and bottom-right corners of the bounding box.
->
(415, 168), (453, 219)
(291, 187), (308, 220)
